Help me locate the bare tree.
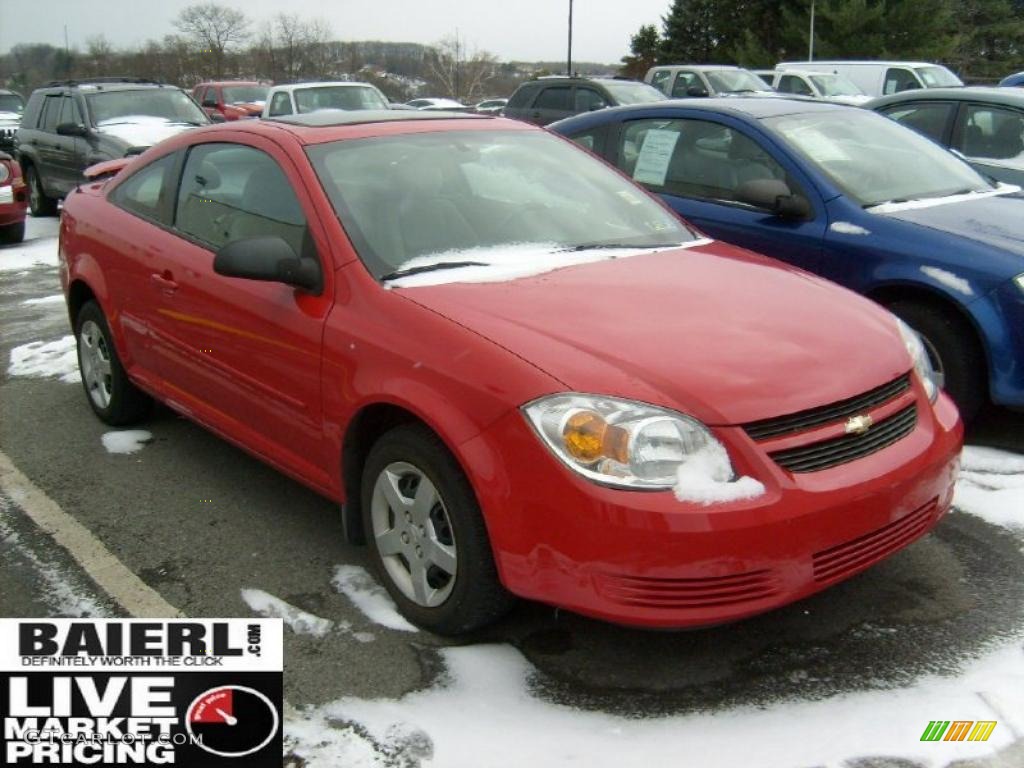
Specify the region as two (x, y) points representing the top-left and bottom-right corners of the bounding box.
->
(83, 35), (113, 77)
(174, 2), (250, 78)
(427, 35), (497, 102)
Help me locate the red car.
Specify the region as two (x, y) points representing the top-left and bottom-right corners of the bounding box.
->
(192, 81), (268, 121)
(59, 111), (962, 634)
(0, 151), (28, 244)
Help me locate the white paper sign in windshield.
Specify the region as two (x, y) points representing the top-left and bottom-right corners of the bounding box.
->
(632, 129), (680, 187)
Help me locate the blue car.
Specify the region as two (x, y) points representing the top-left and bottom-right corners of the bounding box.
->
(550, 99), (1024, 420)
(1000, 72), (1024, 87)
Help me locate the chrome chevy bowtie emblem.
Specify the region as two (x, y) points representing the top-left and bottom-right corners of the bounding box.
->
(845, 414), (874, 435)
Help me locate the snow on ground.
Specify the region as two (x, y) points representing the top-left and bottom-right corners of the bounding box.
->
(955, 446), (1024, 531)
(290, 448), (1024, 768)
(286, 639), (1024, 768)
(0, 504), (112, 618)
(7, 335), (78, 383)
(0, 237), (60, 272)
(242, 587), (375, 643)
(21, 294), (65, 306)
(241, 588), (334, 638)
(331, 565), (418, 633)
(101, 430), (153, 455)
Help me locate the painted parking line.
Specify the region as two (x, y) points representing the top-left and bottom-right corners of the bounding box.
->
(0, 446), (300, 719)
(0, 447), (182, 617)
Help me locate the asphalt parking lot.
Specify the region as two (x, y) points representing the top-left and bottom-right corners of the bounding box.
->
(2, 215), (1023, 767)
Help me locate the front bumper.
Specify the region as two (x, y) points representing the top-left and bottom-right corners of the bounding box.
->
(460, 386), (963, 628)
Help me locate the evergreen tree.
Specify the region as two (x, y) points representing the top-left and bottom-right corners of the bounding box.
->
(620, 24), (661, 78)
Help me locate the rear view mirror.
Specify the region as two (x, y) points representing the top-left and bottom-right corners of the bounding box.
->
(736, 179), (811, 219)
(686, 85), (709, 98)
(214, 236), (321, 292)
(209, 113), (227, 123)
(56, 122), (87, 137)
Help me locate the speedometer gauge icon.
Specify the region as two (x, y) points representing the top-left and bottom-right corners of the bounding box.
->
(186, 685), (280, 758)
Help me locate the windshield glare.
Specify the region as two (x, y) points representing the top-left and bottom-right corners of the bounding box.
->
(86, 89), (207, 126)
(766, 111), (991, 207)
(707, 70), (772, 93)
(916, 66), (962, 88)
(809, 74), (863, 97)
(295, 86), (387, 112)
(307, 130), (694, 277)
(604, 82), (668, 105)
(222, 85), (268, 104)
(0, 94), (23, 113)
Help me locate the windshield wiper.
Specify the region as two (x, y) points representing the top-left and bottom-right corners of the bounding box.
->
(379, 261), (489, 281)
(554, 242), (682, 253)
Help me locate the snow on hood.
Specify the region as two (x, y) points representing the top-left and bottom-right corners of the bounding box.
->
(397, 243), (912, 425)
(0, 111), (21, 122)
(95, 116), (195, 147)
(384, 241), (709, 288)
(867, 183), (1021, 213)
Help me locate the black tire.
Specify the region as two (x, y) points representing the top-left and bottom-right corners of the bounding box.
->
(0, 220), (25, 245)
(361, 423), (514, 635)
(74, 300), (152, 425)
(887, 299), (986, 423)
(24, 164), (58, 217)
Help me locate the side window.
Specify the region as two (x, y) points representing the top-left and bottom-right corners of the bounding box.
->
(884, 68), (920, 95)
(671, 72), (700, 97)
(40, 95), (63, 132)
(533, 87), (571, 111)
(778, 75), (813, 96)
(567, 125), (609, 155)
(268, 92), (292, 116)
(880, 102), (953, 144)
(110, 152), (179, 224)
(649, 70), (672, 95)
(506, 85), (538, 109)
(959, 105), (1024, 163)
(574, 88), (607, 112)
(175, 143), (308, 258)
(60, 96), (84, 127)
(619, 118), (791, 205)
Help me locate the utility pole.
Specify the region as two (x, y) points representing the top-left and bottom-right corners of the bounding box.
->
(808, 0), (815, 61)
(64, 24), (71, 78)
(454, 28), (461, 101)
(567, 0), (574, 76)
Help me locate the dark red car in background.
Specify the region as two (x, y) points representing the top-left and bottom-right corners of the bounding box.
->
(59, 110), (962, 634)
(192, 81), (268, 121)
(0, 151), (28, 243)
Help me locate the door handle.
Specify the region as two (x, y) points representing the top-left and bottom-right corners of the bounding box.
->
(150, 271), (179, 293)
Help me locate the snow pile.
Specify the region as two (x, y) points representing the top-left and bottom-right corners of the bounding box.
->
(331, 565), (418, 632)
(21, 294), (65, 306)
(0, 238), (60, 272)
(673, 442), (765, 505)
(241, 588), (334, 638)
(7, 336), (79, 383)
(101, 430), (153, 455)
(954, 446), (1024, 531)
(285, 639), (1024, 768)
(385, 240), (711, 288)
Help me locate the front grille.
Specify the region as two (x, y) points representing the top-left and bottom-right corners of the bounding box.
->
(812, 498), (937, 582)
(595, 569), (780, 610)
(743, 374), (911, 440)
(769, 404), (918, 473)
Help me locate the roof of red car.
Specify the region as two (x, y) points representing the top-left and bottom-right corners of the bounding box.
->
(250, 109), (534, 144)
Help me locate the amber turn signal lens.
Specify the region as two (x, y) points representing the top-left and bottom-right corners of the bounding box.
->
(562, 411), (630, 464)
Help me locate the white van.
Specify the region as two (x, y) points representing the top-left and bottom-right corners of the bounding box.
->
(764, 69), (871, 105)
(775, 61), (962, 97)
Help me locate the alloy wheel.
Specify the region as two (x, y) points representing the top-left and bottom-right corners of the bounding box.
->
(78, 320), (113, 409)
(370, 461), (458, 608)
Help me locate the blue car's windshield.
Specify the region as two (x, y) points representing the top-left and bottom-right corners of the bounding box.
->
(764, 109), (992, 207)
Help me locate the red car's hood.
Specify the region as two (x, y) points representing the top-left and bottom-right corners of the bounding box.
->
(397, 243), (912, 425)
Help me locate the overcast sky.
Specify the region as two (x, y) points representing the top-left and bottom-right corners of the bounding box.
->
(0, 0), (670, 63)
